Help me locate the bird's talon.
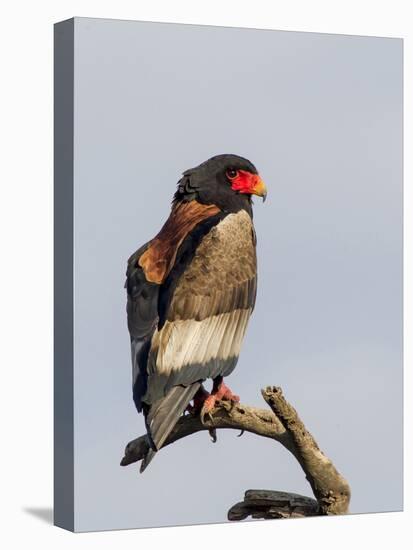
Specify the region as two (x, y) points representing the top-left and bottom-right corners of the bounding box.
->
(209, 428), (217, 443)
(200, 408), (213, 425)
(220, 400), (230, 411)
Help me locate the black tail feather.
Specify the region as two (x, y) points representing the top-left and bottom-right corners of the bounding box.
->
(141, 382), (201, 472)
(140, 447), (156, 473)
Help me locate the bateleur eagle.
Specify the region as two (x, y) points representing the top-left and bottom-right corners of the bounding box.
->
(125, 154), (267, 471)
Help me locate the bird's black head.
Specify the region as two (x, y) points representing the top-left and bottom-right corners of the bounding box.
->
(173, 154), (267, 215)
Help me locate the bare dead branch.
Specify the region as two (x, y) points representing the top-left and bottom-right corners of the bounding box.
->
(228, 490), (319, 520)
(121, 385), (350, 518)
(261, 386), (351, 515)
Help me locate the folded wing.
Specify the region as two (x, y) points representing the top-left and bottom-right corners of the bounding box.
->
(126, 205), (257, 464)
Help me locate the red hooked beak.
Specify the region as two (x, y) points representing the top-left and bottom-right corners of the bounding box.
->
(230, 170), (267, 202)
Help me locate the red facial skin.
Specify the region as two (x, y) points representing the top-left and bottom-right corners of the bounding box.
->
(228, 169), (266, 198)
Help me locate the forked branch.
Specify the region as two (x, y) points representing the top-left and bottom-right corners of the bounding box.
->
(121, 386), (350, 519)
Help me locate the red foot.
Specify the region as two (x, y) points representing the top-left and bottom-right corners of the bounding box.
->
(201, 380), (240, 416)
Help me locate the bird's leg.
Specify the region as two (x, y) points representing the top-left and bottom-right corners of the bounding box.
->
(200, 376), (240, 422)
(211, 375), (240, 403)
(185, 384), (210, 415)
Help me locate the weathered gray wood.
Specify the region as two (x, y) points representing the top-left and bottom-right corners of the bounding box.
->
(120, 399), (294, 466)
(228, 490), (319, 520)
(261, 386), (351, 515)
(121, 385), (351, 518)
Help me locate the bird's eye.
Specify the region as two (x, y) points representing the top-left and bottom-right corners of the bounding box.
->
(226, 168), (239, 180)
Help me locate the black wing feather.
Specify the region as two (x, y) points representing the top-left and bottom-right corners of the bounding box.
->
(126, 243), (159, 412)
